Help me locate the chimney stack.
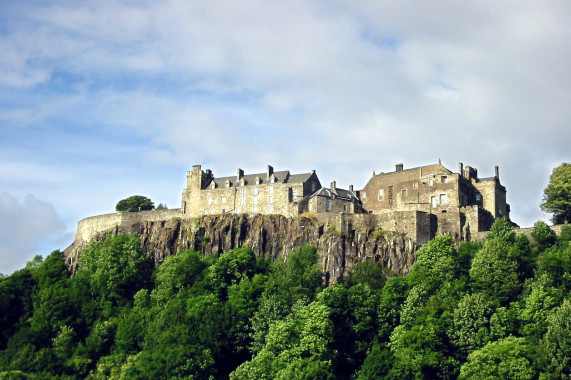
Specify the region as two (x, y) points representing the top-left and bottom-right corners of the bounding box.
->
(267, 165), (274, 179)
(458, 162), (464, 178)
(495, 166), (499, 180)
(349, 185), (354, 192)
(331, 181), (337, 193)
(237, 168), (244, 181)
(396, 163), (404, 172)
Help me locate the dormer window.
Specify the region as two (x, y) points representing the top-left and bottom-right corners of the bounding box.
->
(211, 182), (216, 189)
(441, 176), (448, 183)
(255, 177), (261, 185)
(240, 179), (245, 186)
(270, 177), (276, 184)
(225, 180), (232, 188)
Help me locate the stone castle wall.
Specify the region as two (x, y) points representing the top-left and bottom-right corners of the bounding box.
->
(74, 209), (183, 243)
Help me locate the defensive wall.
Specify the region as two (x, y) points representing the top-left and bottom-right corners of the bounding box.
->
(74, 209), (183, 243)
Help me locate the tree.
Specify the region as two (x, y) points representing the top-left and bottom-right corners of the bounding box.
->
(115, 195), (155, 212)
(541, 162), (571, 224)
(459, 336), (536, 379)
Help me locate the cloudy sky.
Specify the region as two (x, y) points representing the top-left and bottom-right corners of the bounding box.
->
(1, 0), (570, 274)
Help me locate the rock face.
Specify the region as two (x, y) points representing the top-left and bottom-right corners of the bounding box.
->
(65, 213), (418, 284)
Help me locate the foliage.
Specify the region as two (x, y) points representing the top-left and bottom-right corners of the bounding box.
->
(155, 203), (168, 210)
(541, 162), (571, 224)
(459, 336), (536, 379)
(1, 226), (570, 379)
(115, 195), (155, 212)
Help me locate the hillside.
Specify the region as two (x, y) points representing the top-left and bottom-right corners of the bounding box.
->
(0, 218), (569, 378)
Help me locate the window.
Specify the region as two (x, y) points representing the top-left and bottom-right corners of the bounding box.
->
(211, 182), (216, 189)
(270, 177), (275, 184)
(413, 181), (418, 189)
(499, 208), (503, 215)
(439, 193), (448, 205)
(253, 188), (259, 195)
(326, 199), (331, 212)
(207, 198), (212, 205)
(239, 189), (246, 196)
(255, 179), (260, 185)
(210, 209), (214, 214)
(253, 206), (258, 212)
(378, 189), (384, 200)
(311, 183), (316, 192)
(343, 204), (347, 212)
(204, 209), (208, 215)
(221, 197), (226, 204)
(236, 207), (240, 214)
(268, 196), (273, 203)
(431, 196), (437, 208)
(401, 189), (407, 198)
(226, 182), (231, 188)
(214, 199), (218, 205)
(253, 198), (258, 205)
(429, 179), (434, 186)
(268, 186), (274, 193)
(268, 205), (273, 212)
(292, 190), (297, 199)
(239, 198), (246, 206)
(441, 176), (448, 183)
(240, 181), (245, 186)
(362, 192), (367, 199)
(476, 194), (482, 202)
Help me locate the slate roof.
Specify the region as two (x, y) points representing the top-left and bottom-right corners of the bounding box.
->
(310, 187), (361, 204)
(206, 170), (314, 189)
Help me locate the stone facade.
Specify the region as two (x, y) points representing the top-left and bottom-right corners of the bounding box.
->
(308, 181), (363, 214)
(360, 161), (510, 239)
(181, 165), (321, 218)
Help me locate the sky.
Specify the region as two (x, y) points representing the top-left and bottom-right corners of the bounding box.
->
(1, 0), (570, 274)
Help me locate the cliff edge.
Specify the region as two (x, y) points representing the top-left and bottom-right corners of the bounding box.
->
(64, 212), (418, 284)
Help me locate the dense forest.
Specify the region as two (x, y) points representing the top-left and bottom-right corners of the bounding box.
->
(0, 218), (570, 379)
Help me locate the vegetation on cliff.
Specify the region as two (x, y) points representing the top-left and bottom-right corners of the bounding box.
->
(0, 220), (570, 379)
(541, 162), (571, 224)
(115, 195), (155, 212)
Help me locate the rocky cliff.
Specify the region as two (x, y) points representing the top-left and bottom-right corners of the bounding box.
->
(65, 213), (418, 284)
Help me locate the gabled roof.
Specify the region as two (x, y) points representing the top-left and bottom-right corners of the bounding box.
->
(310, 187), (361, 204)
(206, 169), (314, 189)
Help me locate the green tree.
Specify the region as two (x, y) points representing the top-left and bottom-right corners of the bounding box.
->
(230, 301), (335, 380)
(459, 336), (536, 380)
(470, 237), (521, 305)
(541, 162), (571, 224)
(115, 195), (155, 212)
(531, 220), (558, 253)
(75, 234), (152, 310)
(540, 299), (571, 379)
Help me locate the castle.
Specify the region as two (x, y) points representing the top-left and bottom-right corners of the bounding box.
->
(67, 160), (511, 257)
(181, 161), (510, 242)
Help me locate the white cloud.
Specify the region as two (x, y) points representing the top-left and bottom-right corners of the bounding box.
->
(0, 193), (71, 275)
(0, 0), (569, 235)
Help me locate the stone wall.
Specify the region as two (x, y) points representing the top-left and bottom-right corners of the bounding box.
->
(74, 209), (183, 242)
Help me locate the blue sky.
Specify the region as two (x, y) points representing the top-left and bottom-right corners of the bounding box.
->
(1, 0), (570, 274)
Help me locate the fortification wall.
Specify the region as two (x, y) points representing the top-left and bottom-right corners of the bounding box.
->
(75, 209), (183, 243)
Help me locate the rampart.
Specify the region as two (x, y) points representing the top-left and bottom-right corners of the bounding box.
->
(74, 209), (183, 243)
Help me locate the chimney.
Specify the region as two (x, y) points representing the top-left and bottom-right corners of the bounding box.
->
(495, 166), (499, 180)
(458, 162), (464, 178)
(237, 168), (244, 181)
(331, 181), (337, 193)
(267, 165), (274, 179)
(396, 163), (404, 172)
(349, 185), (354, 192)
